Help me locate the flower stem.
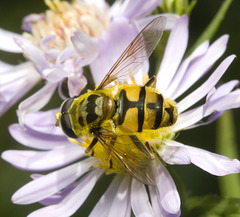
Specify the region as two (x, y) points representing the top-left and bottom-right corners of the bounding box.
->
(216, 110), (240, 198)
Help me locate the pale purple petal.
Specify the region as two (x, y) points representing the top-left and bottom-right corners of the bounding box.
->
(110, 0), (162, 19)
(131, 179), (154, 216)
(107, 175), (131, 217)
(148, 186), (164, 217)
(162, 140), (240, 176)
(157, 15), (188, 94)
(205, 89), (240, 114)
(84, 0), (110, 11)
(135, 14), (179, 31)
(68, 70), (87, 97)
(158, 141), (191, 165)
(17, 82), (58, 125)
(185, 145), (240, 176)
(177, 55), (236, 113)
(12, 158), (96, 205)
(156, 161), (180, 215)
(72, 31), (98, 65)
(42, 67), (67, 82)
(0, 62), (40, 116)
(9, 124), (73, 150)
(38, 181), (78, 206)
(89, 175), (123, 217)
(90, 17), (138, 84)
(173, 105), (205, 131)
(149, 186), (181, 217)
(0, 28), (23, 53)
(27, 169), (103, 217)
(40, 35), (58, 52)
(2, 146), (84, 171)
(173, 35), (229, 99)
(22, 13), (45, 32)
(167, 41), (209, 99)
(23, 109), (63, 135)
(207, 80), (239, 102)
(56, 46), (77, 64)
(14, 37), (50, 75)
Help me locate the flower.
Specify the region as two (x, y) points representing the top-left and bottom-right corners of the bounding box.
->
(2, 15), (240, 217)
(0, 0), (174, 119)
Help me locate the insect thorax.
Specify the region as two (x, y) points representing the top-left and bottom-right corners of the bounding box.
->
(75, 92), (116, 133)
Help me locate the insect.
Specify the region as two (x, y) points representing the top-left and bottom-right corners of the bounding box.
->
(56, 16), (178, 185)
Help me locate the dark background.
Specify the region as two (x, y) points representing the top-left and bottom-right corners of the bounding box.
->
(0, 0), (239, 216)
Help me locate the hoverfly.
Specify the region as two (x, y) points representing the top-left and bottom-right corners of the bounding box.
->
(56, 16), (178, 185)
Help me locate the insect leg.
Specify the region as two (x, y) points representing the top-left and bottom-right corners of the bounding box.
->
(85, 137), (98, 153)
(144, 76), (156, 88)
(105, 135), (117, 161)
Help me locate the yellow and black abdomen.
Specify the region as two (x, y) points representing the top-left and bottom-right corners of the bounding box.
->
(116, 85), (177, 132)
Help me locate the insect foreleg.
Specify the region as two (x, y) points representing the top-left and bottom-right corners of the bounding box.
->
(85, 137), (98, 153)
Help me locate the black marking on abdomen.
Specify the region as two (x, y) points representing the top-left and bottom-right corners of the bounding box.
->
(147, 94), (163, 129)
(118, 87), (146, 132)
(138, 87), (146, 132)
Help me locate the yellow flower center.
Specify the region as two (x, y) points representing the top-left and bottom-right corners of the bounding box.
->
(23, 0), (109, 50)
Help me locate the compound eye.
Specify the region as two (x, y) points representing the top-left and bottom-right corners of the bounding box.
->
(59, 98), (78, 138)
(61, 98), (74, 113)
(60, 113), (78, 138)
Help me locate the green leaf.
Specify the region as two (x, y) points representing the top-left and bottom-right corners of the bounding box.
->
(216, 110), (240, 198)
(186, 195), (240, 217)
(187, 0), (233, 56)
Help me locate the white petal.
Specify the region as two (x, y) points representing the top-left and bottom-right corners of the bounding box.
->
(0, 28), (23, 52)
(110, 0), (162, 19)
(23, 109), (63, 135)
(9, 124), (74, 150)
(68, 71), (87, 97)
(135, 14), (179, 31)
(89, 175), (123, 217)
(42, 68), (67, 82)
(14, 37), (50, 74)
(205, 89), (240, 114)
(207, 80), (239, 102)
(28, 169), (103, 217)
(177, 55), (235, 113)
(184, 145), (240, 176)
(173, 35), (229, 100)
(148, 186), (164, 217)
(90, 17), (138, 85)
(2, 146), (84, 171)
(71, 31), (98, 65)
(157, 15), (188, 94)
(173, 105), (204, 131)
(108, 175), (131, 217)
(167, 41), (209, 99)
(156, 162), (180, 214)
(17, 82), (58, 125)
(158, 141), (191, 165)
(0, 62), (40, 116)
(131, 179), (154, 217)
(12, 158), (96, 205)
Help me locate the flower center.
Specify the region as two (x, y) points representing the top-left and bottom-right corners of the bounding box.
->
(23, 0), (109, 50)
(70, 129), (175, 175)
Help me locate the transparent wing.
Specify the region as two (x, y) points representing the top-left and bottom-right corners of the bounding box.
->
(97, 16), (167, 90)
(94, 129), (161, 185)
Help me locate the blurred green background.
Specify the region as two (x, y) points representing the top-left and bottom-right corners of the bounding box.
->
(0, 0), (239, 216)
